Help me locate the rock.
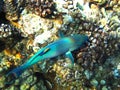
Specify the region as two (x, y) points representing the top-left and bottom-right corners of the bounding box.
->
(90, 79), (98, 87)
(0, 67), (3, 73)
(102, 86), (108, 90)
(84, 70), (92, 79)
(100, 80), (106, 85)
(0, 76), (5, 88)
(20, 83), (30, 90)
(9, 86), (19, 90)
(30, 85), (39, 90)
(25, 75), (37, 85)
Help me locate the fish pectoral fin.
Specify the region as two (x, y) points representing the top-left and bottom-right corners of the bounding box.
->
(65, 51), (74, 64)
(39, 48), (50, 56)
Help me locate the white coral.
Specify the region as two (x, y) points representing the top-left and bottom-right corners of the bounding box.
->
(33, 31), (52, 45)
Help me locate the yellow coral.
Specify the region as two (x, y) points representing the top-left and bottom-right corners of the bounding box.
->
(4, 49), (12, 56)
(5, 61), (12, 67)
(15, 53), (22, 60)
(10, 20), (23, 29)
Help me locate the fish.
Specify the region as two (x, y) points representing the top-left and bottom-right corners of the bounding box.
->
(6, 33), (89, 84)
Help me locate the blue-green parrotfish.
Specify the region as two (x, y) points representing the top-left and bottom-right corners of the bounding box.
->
(6, 32), (89, 84)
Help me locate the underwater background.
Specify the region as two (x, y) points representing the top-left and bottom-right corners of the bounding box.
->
(0, 0), (120, 90)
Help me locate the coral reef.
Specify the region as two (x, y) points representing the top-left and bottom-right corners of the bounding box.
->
(0, 23), (20, 38)
(26, 0), (57, 18)
(18, 13), (62, 38)
(0, 0), (120, 90)
(3, 0), (25, 21)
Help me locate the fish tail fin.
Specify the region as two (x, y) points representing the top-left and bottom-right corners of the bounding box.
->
(5, 66), (25, 85)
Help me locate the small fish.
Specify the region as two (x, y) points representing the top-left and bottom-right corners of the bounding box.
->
(6, 32), (89, 84)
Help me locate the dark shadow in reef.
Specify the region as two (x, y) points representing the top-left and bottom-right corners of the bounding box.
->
(8, 32), (24, 49)
(34, 72), (54, 90)
(0, 12), (7, 52)
(117, 43), (120, 51)
(0, 32), (24, 52)
(0, 12), (9, 24)
(0, 40), (5, 52)
(0, 11), (24, 51)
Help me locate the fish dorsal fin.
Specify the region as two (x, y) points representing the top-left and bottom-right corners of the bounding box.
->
(39, 48), (50, 56)
(58, 31), (65, 38)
